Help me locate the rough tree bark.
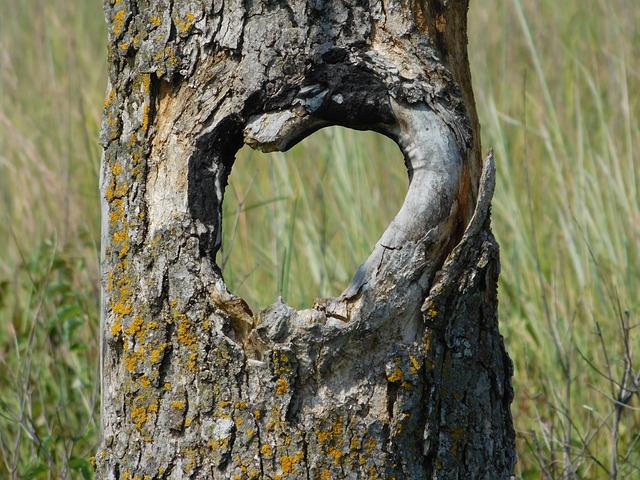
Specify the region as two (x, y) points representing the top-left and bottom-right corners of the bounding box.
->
(97, 0), (516, 478)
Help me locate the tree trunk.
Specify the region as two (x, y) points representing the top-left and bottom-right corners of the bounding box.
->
(97, 0), (516, 478)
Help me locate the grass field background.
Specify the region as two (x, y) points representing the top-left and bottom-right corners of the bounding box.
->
(1, 0), (638, 477)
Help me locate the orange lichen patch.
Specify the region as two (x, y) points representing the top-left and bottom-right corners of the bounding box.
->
(261, 444), (273, 457)
(175, 12), (195, 34)
(106, 110), (118, 129)
(364, 437), (376, 455)
(113, 9), (126, 35)
(182, 448), (198, 472)
(131, 395), (158, 432)
(279, 452), (303, 474)
(121, 321), (153, 373)
(281, 456), (293, 474)
(176, 313), (197, 347)
(111, 319), (123, 336)
(316, 416), (345, 447)
(108, 196), (125, 226)
(118, 242), (130, 258)
(387, 367), (404, 383)
(275, 378), (289, 395)
(254, 410), (262, 420)
(142, 104), (151, 132)
(409, 355), (420, 374)
(331, 419), (343, 436)
(272, 351), (292, 375)
(235, 401), (247, 409)
(141, 73), (151, 93)
(112, 299), (133, 316)
(164, 46), (179, 67)
(125, 315), (144, 336)
(153, 49), (165, 63)
(316, 429), (331, 444)
(320, 470), (331, 480)
(209, 437), (230, 451)
(109, 209), (120, 225)
(435, 14), (447, 33)
(349, 436), (361, 452)
(150, 344), (166, 364)
(187, 352), (198, 371)
(104, 90), (116, 110)
(423, 330), (434, 348)
(327, 445), (343, 463)
(113, 229), (128, 245)
(424, 300), (437, 319)
(124, 348), (143, 373)
(172, 401), (185, 409)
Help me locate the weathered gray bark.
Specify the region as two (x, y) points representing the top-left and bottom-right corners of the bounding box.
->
(97, 0), (515, 478)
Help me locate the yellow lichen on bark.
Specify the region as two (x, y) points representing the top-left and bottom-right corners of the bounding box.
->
(279, 451), (304, 474)
(424, 299), (438, 319)
(387, 367), (404, 383)
(131, 396), (159, 432)
(113, 9), (126, 35)
(176, 312), (197, 347)
(175, 12), (195, 34)
(275, 378), (289, 395)
(409, 355), (420, 374)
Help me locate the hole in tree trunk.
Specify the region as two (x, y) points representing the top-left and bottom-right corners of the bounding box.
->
(220, 126), (406, 311)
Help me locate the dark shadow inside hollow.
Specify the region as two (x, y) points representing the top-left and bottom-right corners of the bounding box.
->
(220, 126), (407, 311)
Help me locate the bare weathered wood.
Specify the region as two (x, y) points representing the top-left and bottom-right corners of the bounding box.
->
(97, 1), (515, 478)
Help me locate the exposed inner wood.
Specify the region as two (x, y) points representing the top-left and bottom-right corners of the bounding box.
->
(243, 98), (464, 328)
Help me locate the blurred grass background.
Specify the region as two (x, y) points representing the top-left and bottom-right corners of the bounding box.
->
(0, 0), (638, 478)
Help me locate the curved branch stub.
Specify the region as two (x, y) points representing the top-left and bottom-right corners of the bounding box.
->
(243, 96), (466, 334)
(340, 99), (464, 300)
